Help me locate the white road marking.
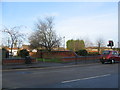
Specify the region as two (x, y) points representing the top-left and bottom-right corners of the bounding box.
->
(61, 74), (111, 83)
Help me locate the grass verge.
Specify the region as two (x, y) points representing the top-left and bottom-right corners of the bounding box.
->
(37, 58), (66, 63)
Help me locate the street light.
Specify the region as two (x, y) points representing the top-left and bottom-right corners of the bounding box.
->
(118, 42), (120, 48)
(63, 36), (65, 51)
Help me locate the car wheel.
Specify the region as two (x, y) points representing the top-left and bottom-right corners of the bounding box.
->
(110, 59), (115, 64)
(101, 61), (105, 64)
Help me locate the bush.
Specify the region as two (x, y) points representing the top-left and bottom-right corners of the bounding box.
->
(75, 49), (88, 56)
(18, 49), (29, 58)
(2, 48), (9, 58)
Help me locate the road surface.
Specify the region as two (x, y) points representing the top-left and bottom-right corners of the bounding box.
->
(2, 63), (118, 89)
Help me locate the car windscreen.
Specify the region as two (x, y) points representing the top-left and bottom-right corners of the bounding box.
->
(102, 51), (110, 55)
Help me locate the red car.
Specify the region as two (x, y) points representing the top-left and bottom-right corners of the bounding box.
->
(100, 50), (120, 64)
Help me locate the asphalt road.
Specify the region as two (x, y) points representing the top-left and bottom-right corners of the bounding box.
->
(2, 63), (118, 89)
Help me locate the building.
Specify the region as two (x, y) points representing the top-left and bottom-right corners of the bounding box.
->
(5, 47), (19, 56)
(86, 47), (112, 53)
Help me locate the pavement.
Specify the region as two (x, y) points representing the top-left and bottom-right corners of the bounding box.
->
(2, 61), (99, 70)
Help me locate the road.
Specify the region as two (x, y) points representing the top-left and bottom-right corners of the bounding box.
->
(2, 63), (118, 89)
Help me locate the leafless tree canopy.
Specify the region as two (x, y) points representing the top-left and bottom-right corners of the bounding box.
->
(83, 37), (93, 47)
(2, 26), (25, 54)
(96, 38), (105, 54)
(29, 17), (61, 51)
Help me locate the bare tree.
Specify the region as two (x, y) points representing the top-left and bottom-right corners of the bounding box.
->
(83, 37), (93, 47)
(2, 26), (25, 55)
(96, 38), (105, 54)
(29, 17), (61, 51)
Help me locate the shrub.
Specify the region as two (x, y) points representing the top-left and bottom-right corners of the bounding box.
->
(2, 48), (9, 58)
(18, 49), (29, 58)
(75, 49), (88, 56)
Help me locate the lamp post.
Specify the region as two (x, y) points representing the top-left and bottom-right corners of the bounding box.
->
(63, 36), (65, 51)
(118, 42), (120, 48)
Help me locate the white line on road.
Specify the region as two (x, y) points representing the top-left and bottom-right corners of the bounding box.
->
(61, 74), (111, 83)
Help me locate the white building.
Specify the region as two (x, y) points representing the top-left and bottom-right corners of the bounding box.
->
(8, 48), (18, 56)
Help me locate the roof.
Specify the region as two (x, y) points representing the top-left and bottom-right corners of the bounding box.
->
(6, 48), (19, 50)
(86, 47), (110, 49)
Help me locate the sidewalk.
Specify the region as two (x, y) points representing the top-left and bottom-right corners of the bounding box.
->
(2, 60), (100, 70)
(2, 61), (77, 70)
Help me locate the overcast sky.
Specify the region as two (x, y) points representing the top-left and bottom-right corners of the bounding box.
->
(1, 2), (118, 47)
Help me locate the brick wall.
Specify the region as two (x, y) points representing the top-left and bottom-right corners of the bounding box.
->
(30, 51), (77, 58)
(2, 58), (37, 65)
(30, 51), (101, 63)
(61, 56), (101, 62)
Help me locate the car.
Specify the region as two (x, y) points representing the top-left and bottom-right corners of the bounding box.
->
(100, 50), (120, 64)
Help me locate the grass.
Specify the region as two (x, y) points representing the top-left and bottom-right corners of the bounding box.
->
(36, 58), (65, 63)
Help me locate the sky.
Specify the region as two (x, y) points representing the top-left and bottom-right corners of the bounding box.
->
(1, 2), (118, 47)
